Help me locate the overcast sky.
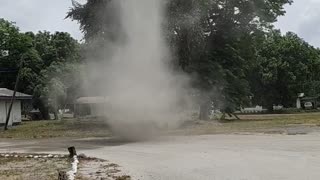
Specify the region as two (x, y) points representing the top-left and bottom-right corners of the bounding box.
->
(0, 0), (85, 40)
(275, 0), (320, 47)
(1, 0), (320, 47)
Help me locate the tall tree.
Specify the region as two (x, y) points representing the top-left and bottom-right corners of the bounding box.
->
(251, 30), (320, 110)
(166, 0), (292, 119)
(1, 18), (81, 119)
(28, 31), (81, 119)
(67, 0), (124, 61)
(0, 19), (43, 95)
(68, 0), (292, 120)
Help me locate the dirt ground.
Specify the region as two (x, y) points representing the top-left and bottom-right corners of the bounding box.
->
(0, 154), (130, 180)
(1, 133), (320, 180)
(89, 134), (320, 180)
(0, 155), (68, 180)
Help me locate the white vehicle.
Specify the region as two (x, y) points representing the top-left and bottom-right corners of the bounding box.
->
(0, 50), (9, 57)
(304, 102), (313, 109)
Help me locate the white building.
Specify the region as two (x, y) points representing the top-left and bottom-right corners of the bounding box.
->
(74, 96), (109, 118)
(0, 88), (32, 126)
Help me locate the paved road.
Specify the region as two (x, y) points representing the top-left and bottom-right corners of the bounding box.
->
(1, 134), (320, 180)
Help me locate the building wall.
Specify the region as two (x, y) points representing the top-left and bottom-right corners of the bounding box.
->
(0, 101), (6, 124)
(0, 100), (22, 126)
(90, 104), (107, 117)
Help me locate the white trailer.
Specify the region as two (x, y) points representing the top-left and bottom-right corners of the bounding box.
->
(0, 88), (32, 126)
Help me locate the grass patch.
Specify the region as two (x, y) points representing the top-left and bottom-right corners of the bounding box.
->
(0, 119), (112, 139)
(0, 157), (26, 165)
(1, 113), (320, 139)
(0, 157), (69, 180)
(178, 112), (320, 135)
(0, 155), (130, 180)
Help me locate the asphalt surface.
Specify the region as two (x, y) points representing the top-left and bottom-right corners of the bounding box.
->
(1, 134), (320, 180)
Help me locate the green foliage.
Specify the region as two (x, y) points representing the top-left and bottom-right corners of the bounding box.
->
(166, 0), (292, 118)
(36, 61), (82, 115)
(0, 18), (81, 119)
(67, 0), (295, 119)
(29, 32), (81, 118)
(67, 0), (125, 62)
(0, 18), (40, 94)
(251, 30), (320, 109)
(67, 0), (117, 42)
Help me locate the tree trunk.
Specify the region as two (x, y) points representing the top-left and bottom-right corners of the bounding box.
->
(267, 103), (274, 113)
(39, 104), (50, 120)
(53, 111), (58, 120)
(220, 113), (226, 120)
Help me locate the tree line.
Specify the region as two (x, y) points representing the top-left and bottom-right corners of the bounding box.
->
(1, 0), (320, 120)
(0, 18), (82, 119)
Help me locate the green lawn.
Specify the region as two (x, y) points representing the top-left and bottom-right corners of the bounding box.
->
(0, 119), (112, 139)
(1, 113), (320, 139)
(178, 113), (320, 135)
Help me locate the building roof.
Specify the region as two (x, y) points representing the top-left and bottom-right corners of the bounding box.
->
(76, 96), (109, 104)
(0, 88), (32, 100)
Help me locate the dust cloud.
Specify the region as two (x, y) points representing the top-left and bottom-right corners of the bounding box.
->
(83, 0), (192, 140)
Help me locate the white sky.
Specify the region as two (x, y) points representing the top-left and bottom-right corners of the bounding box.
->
(0, 0), (85, 40)
(0, 0), (319, 47)
(274, 0), (320, 47)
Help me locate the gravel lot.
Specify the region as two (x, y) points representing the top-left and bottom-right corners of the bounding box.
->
(1, 133), (320, 180)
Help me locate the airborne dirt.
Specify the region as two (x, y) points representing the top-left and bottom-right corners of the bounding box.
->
(1, 133), (320, 180)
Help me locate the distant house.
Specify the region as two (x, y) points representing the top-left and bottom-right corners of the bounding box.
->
(296, 93), (320, 109)
(74, 96), (109, 118)
(300, 96), (319, 109)
(241, 106), (267, 114)
(0, 88), (32, 126)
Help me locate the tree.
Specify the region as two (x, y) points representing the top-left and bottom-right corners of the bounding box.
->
(28, 31), (81, 119)
(67, 0), (292, 120)
(1, 18), (81, 119)
(34, 61), (82, 119)
(251, 30), (320, 110)
(67, 0), (120, 42)
(166, 0), (292, 119)
(0, 19), (43, 95)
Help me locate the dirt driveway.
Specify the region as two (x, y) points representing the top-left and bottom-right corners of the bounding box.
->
(1, 133), (320, 180)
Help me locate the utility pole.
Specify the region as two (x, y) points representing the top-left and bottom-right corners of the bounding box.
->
(4, 55), (25, 130)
